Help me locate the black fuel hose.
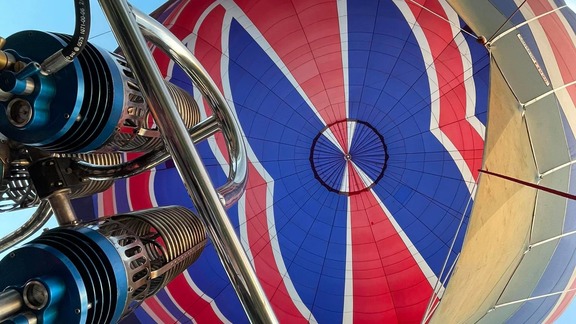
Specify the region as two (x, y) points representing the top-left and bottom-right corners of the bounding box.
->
(62, 0), (91, 61)
(40, 0), (91, 75)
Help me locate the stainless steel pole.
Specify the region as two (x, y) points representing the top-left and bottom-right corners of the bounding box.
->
(97, 1), (277, 323)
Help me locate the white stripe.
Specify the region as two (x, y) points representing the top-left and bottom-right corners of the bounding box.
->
(542, 268), (576, 323)
(323, 127), (347, 153)
(140, 301), (165, 324)
(160, 3), (231, 321)
(237, 191), (256, 265)
(159, 0), (198, 81)
(97, 190), (105, 217)
(343, 195), (354, 323)
(183, 1), (221, 52)
(165, 1), (219, 102)
(370, 189), (443, 293)
(351, 161), (375, 187)
(165, 289), (196, 322)
(153, 296), (179, 323)
(148, 168), (158, 207)
(200, 97), (231, 173)
(215, 0), (334, 131)
(264, 160), (318, 323)
(340, 161), (350, 193)
(337, 0), (350, 120)
(165, 2), (230, 173)
(182, 271), (231, 323)
(347, 120), (357, 152)
(439, 0), (486, 139)
(165, 0), (189, 26)
(394, 0), (476, 194)
(219, 10), (318, 322)
(126, 179), (134, 211)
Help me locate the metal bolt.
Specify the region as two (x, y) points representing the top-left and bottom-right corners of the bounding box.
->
(75, 308), (81, 315)
(6, 98), (33, 127)
(23, 280), (49, 310)
(13, 61), (26, 73)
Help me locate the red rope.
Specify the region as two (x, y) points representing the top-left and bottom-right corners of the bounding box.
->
(479, 169), (576, 200)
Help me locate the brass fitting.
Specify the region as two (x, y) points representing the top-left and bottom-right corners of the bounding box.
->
(0, 51), (15, 71)
(0, 37), (16, 71)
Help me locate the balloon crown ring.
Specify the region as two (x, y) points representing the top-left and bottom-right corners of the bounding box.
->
(309, 119), (388, 195)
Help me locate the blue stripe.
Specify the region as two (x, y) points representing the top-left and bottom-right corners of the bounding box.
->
(151, 131), (246, 322)
(558, 2), (576, 38)
(228, 18), (348, 323)
(134, 306), (156, 324)
(114, 179), (130, 213)
(348, 0), (477, 280)
(71, 196), (97, 222)
(463, 30), (490, 127)
(489, 0), (526, 25)
(155, 290), (188, 322)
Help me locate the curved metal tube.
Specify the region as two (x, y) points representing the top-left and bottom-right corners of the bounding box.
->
(0, 201), (52, 253)
(98, 1), (275, 322)
(74, 148), (169, 180)
(78, 9), (247, 208)
(133, 8), (248, 208)
(74, 116), (220, 182)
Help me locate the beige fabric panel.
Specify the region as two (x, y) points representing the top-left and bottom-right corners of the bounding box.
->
(430, 62), (538, 323)
(446, 0), (511, 39)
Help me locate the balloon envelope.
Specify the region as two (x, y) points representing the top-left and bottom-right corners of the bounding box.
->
(85, 0), (576, 323)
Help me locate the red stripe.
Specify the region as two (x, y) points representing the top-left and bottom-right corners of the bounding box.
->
(234, 0), (348, 150)
(156, 6), (235, 323)
(348, 162), (365, 192)
(245, 163), (308, 322)
(165, 275), (224, 323)
(124, 153), (222, 322)
(349, 168), (432, 322)
(126, 153), (154, 211)
(187, 6), (305, 320)
(408, 0), (484, 180)
(192, 6), (230, 164)
(142, 297), (177, 323)
(101, 185), (116, 216)
(545, 277), (576, 323)
(154, 0), (218, 82)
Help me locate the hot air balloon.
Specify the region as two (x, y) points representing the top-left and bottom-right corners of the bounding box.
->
(114, 0), (574, 322)
(0, 0), (575, 323)
(111, 1), (488, 321)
